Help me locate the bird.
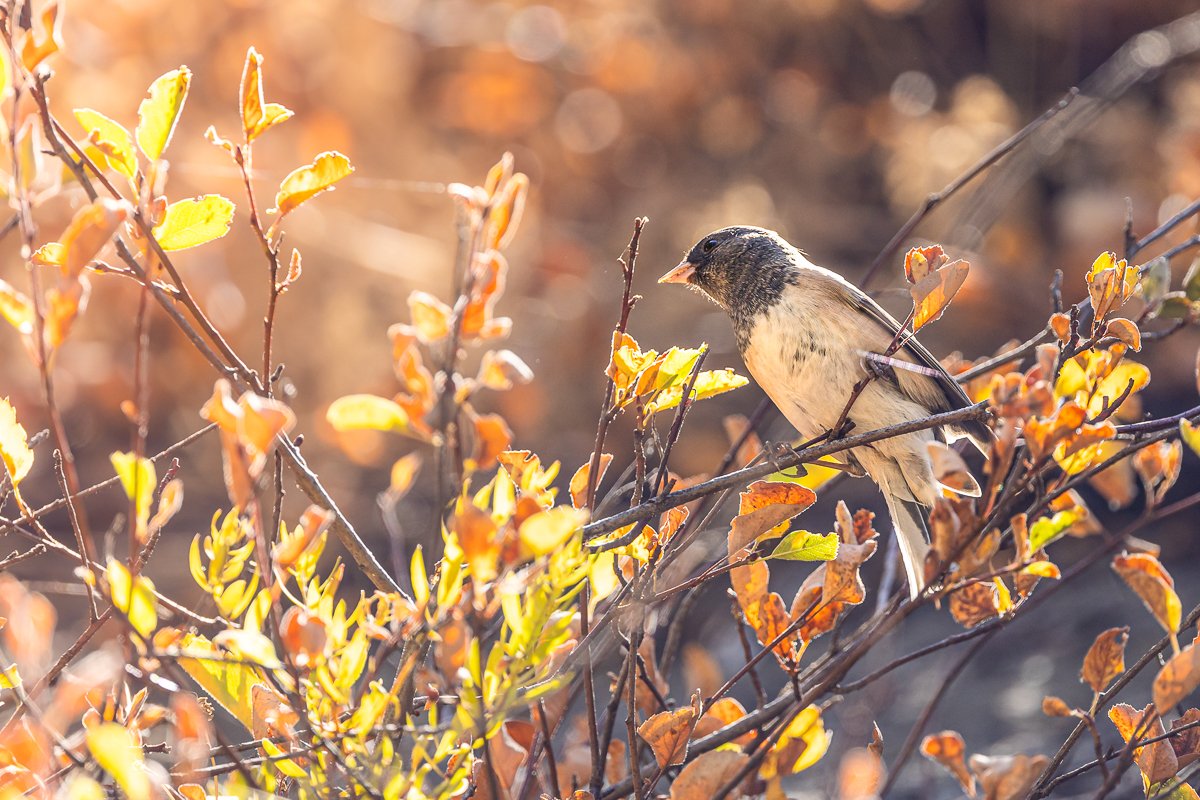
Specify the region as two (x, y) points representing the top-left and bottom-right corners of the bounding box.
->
(659, 226), (989, 599)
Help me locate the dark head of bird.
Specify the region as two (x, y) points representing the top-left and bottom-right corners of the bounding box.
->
(659, 226), (796, 323)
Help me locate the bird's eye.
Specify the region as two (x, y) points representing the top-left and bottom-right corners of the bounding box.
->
(701, 238), (719, 254)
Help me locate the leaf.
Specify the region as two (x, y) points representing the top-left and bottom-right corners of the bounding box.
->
(152, 195), (235, 251)
(73, 109), (136, 180)
(569, 453), (613, 509)
(760, 705), (829, 778)
(927, 440), (981, 496)
(904, 245), (947, 284)
(1141, 256), (1171, 306)
(969, 754), (1050, 800)
(1155, 643), (1200, 714)
(1028, 508), (1082, 552)
(1182, 419), (1200, 458)
(669, 750), (750, 800)
(86, 723), (150, 800)
(645, 368), (749, 415)
(60, 198), (128, 279)
(1105, 318), (1142, 351)
(106, 558), (157, 638)
(910, 257), (970, 331)
(240, 47), (293, 142)
(770, 530), (839, 561)
(136, 67), (192, 161)
(326, 394), (409, 433)
(110, 452), (155, 544)
(1021, 561), (1061, 579)
(19, 2), (62, 72)
(1109, 703), (1178, 785)
(0, 278), (34, 337)
(1081, 627), (1128, 694)
(1113, 553), (1182, 635)
(167, 631), (261, 730)
(1042, 696), (1073, 717)
(272, 151), (354, 216)
(948, 581), (1004, 628)
(0, 398), (34, 486)
(261, 737), (306, 779)
(729, 480), (817, 555)
(408, 290), (453, 343)
(920, 731), (974, 796)
(637, 698), (699, 768)
(519, 507), (587, 557)
(478, 349), (534, 391)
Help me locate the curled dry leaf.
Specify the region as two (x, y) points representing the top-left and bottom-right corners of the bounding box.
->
(1105, 317), (1142, 350)
(1154, 642), (1200, 714)
(669, 750), (750, 800)
(1081, 626), (1128, 695)
(1109, 703), (1178, 785)
(968, 753), (1050, 800)
(948, 580), (1004, 628)
(1133, 439), (1182, 507)
(927, 440), (981, 496)
(1170, 709), (1200, 768)
(1112, 552), (1182, 636)
(1042, 696), (1073, 718)
(729, 480), (817, 555)
(907, 249), (970, 332)
(637, 694), (700, 768)
(920, 730), (975, 797)
(569, 453), (613, 509)
(839, 747), (885, 800)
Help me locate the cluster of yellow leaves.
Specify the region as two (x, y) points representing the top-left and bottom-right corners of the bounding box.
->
(607, 334), (747, 416)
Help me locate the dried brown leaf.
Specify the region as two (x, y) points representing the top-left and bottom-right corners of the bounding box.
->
(1081, 626), (1128, 695)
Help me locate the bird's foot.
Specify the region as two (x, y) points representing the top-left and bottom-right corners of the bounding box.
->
(761, 440), (796, 470)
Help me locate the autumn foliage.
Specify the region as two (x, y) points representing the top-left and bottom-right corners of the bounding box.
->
(2, 4), (1200, 800)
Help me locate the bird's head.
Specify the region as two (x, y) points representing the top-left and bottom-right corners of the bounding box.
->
(659, 226), (791, 313)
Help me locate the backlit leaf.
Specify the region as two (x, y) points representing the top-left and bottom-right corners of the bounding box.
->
(911, 256), (970, 331)
(136, 67), (192, 161)
(761, 706), (829, 778)
(110, 451), (155, 543)
(669, 750), (749, 800)
(645, 368), (749, 415)
(0, 398), (34, 486)
(1155, 643), (1200, 714)
(60, 198), (127, 279)
(73, 109), (136, 180)
(1183, 419), (1200, 457)
(86, 723), (150, 800)
(769, 530), (839, 561)
(1109, 703), (1178, 785)
(0, 278), (34, 337)
(638, 698), (698, 768)
(240, 47), (293, 142)
(273, 151), (354, 216)
(569, 453), (613, 509)
(519, 506), (587, 557)
(920, 731), (974, 796)
(326, 394), (409, 433)
(152, 195), (235, 251)
(408, 291), (453, 343)
(19, 2), (62, 72)
(1081, 626), (1128, 694)
(729, 480), (817, 554)
(1113, 552), (1182, 636)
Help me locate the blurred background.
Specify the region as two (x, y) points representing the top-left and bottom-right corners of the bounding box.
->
(4, 0), (1200, 795)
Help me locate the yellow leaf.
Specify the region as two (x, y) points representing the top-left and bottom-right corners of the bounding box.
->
(152, 195), (235, 251)
(86, 723), (150, 800)
(326, 394), (409, 433)
(30, 242), (64, 269)
(272, 151), (354, 216)
(0, 398), (34, 485)
(110, 452), (155, 543)
(646, 368), (749, 415)
(911, 258), (970, 331)
(1113, 552), (1182, 636)
(1181, 420), (1200, 458)
(519, 507), (588, 557)
(1022, 561), (1062, 579)
(0, 278), (34, 338)
(240, 47), (293, 142)
(136, 67), (191, 161)
(106, 558), (157, 637)
(171, 631), (260, 730)
(770, 530), (839, 561)
(73, 109), (136, 180)
(60, 198), (127, 279)
(761, 705), (829, 779)
(261, 737), (306, 778)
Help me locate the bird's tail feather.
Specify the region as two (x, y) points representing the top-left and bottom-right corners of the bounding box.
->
(885, 494), (931, 600)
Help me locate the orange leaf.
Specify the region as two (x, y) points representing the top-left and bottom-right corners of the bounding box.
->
(903, 245), (947, 284)
(1105, 317), (1142, 351)
(920, 731), (974, 796)
(60, 198), (127, 280)
(692, 698), (752, 748)
(1109, 703), (1177, 785)
(1042, 696), (1073, 717)
(1081, 626), (1128, 695)
(1155, 643), (1200, 714)
(471, 413), (511, 470)
(637, 696), (699, 768)
(838, 746), (885, 800)
(407, 291), (452, 343)
(569, 453), (613, 509)
(669, 750), (749, 800)
(1113, 553), (1182, 635)
(948, 581), (1003, 628)
(969, 754), (1050, 800)
(729, 480), (817, 555)
(911, 257), (970, 331)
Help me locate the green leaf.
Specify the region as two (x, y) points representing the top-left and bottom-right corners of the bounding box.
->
(1139, 256), (1170, 306)
(136, 66), (191, 161)
(1155, 292), (1195, 321)
(769, 530), (839, 561)
(1029, 509), (1081, 552)
(86, 723), (151, 800)
(273, 151), (354, 216)
(73, 108), (136, 179)
(326, 394), (409, 433)
(152, 195), (235, 251)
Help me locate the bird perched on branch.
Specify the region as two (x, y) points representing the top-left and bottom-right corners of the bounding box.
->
(659, 226), (988, 598)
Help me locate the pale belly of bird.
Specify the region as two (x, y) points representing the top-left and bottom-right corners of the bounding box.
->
(740, 304), (939, 506)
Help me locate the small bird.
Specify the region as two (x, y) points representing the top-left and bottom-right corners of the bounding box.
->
(659, 226), (988, 598)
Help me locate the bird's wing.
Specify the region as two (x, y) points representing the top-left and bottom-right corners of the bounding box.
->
(838, 281), (992, 447)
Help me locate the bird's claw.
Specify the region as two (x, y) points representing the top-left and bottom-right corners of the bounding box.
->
(762, 440), (795, 470)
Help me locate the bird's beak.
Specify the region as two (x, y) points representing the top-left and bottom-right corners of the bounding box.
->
(658, 260), (696, 285)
